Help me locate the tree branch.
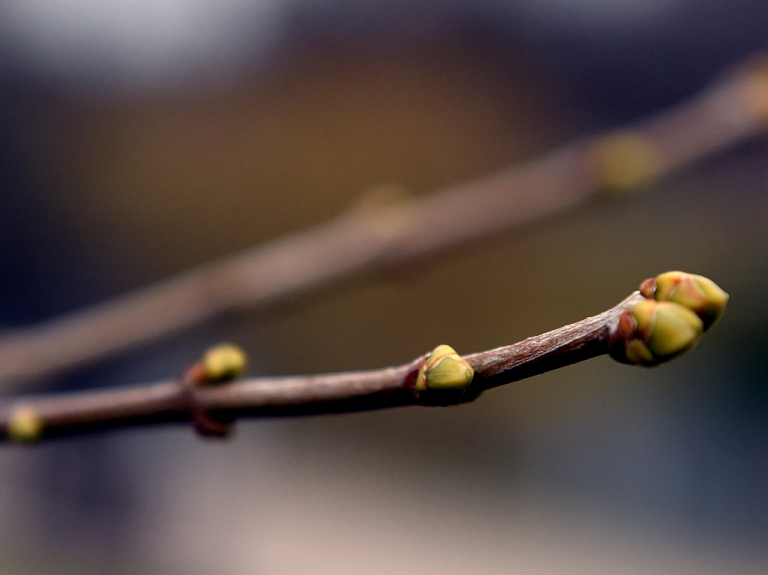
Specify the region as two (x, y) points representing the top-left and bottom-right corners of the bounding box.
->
(0, 267), (731, 444)
(0, 56), (763, 388)
(0, 293), (643, 443)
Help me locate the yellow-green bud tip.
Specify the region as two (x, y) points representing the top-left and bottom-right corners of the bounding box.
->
(7, 405), (44, 444)
(612, 300), (703, 366)
(639, 271), (728, 330)
(415, 344), (475, 392)
(202, 343), (248, 383)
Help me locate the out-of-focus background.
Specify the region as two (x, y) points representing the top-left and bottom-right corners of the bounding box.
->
(1, 1), (767, 573)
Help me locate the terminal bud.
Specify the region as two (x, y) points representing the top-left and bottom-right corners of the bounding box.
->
(639, 271), (728, 330)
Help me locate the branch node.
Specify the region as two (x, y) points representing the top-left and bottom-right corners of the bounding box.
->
(184, 343), (249, 439)
(609, 272), (727, 366)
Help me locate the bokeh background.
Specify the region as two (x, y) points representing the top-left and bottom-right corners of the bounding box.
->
(1, 1), (767, 573)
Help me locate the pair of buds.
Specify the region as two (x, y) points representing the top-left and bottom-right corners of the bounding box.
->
(610, 271), (729, 366)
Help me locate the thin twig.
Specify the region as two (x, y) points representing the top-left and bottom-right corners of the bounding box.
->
(0, 293), (643, 443)
(0, 56), (765, 388)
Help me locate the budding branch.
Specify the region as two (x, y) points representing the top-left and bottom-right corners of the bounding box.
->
(0, 293), (643, 443)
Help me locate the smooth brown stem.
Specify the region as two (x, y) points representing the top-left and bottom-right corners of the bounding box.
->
(0, 293), (642, 443)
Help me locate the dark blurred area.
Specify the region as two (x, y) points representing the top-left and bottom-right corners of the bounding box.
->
(1, 1), (767, 573)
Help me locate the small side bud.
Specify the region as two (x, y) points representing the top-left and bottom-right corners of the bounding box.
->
(639, 271), (728, 330)
(201, 343), (248, 383)
(414, 344), (475, 392)
(7, 405), (44, 444)
(610, 300), (703, 366)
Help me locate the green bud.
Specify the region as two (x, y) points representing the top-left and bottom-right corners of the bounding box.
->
(7, 405), (44, 444)
(639, 271), (728, 330)
(638, 301), (703, 359)
(202, 343), (248, 383)
(611, 300), (703, 366)
(415, 344), (475, 392)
